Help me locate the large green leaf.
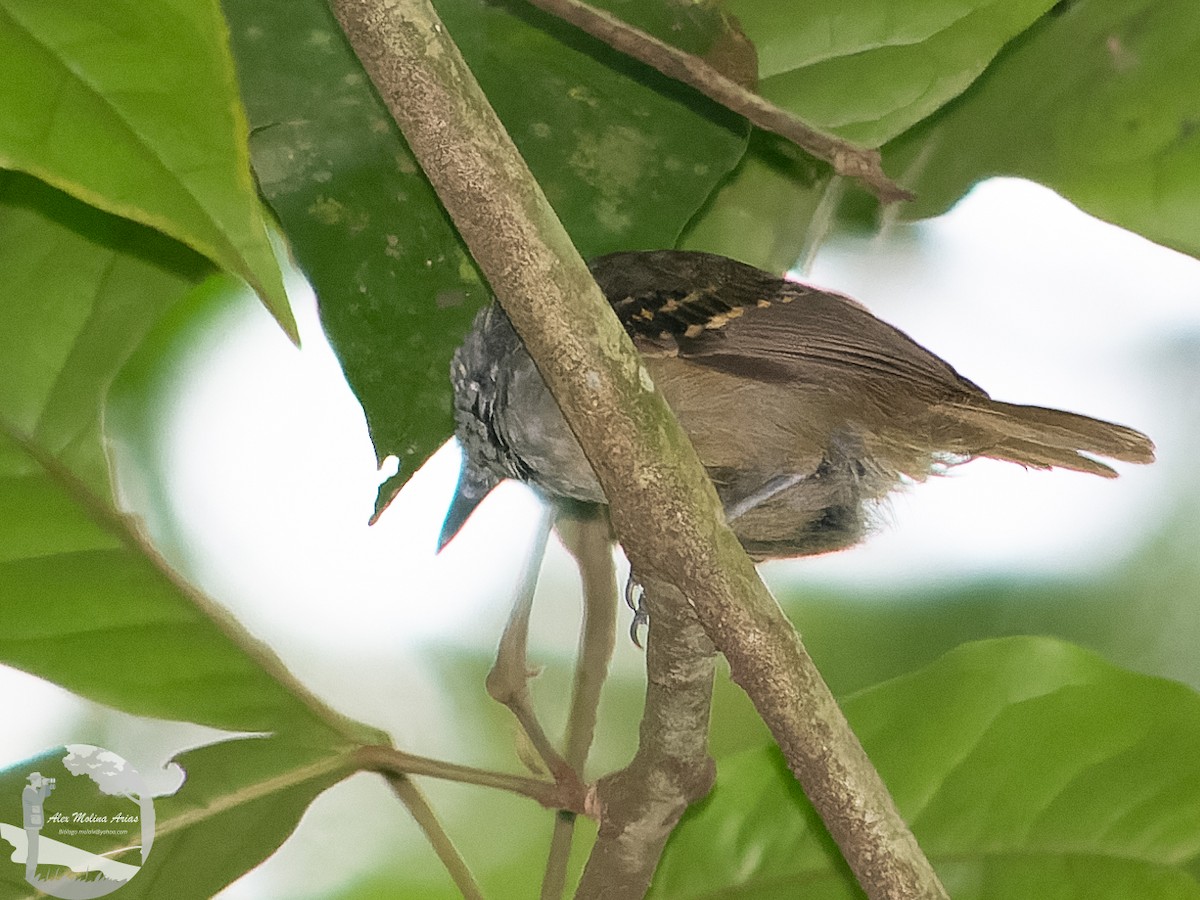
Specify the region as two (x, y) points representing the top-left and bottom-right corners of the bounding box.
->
(725, 0), (1057, 146)
(0, 173), (356, 737)
(0, 739), (355, 900)
(888, 0), (1200, 259)
(223, 0), (748, 500)
(0, 0), (294, 338)
(653, 637), (1200, 898)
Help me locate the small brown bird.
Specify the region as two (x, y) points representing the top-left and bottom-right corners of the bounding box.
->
(442, 250), (1154, 558)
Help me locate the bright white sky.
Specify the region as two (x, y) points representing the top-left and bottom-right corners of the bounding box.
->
(2, 178), (1198, 897)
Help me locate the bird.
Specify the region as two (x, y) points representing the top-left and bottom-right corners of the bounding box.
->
(440, 249), (1154, 559)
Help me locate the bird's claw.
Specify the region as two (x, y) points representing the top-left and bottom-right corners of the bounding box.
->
(624, 575), (648, 648)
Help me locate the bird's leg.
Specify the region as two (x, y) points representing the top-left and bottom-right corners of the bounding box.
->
(622, 471), (809, 644)
(723, 471), (808, 522)
(485, 508), (576, 784)
(542, 510), (619, 899)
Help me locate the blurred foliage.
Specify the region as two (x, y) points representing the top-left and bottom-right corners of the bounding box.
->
(779, 500), (1200, 699)
(0, 0), (1197, 897)
(656, 638), (1200, 898)
(887, 0), (1200, 258)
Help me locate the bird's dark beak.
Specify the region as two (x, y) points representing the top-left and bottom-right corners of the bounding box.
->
(437, 455), (502, 552)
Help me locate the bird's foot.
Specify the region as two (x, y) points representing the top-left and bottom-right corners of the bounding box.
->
(624, 575), (649, 648)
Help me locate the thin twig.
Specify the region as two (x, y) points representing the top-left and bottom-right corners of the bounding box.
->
(380, 772), (486, 900)
(521, 0), (913, 204)
(575, 578), (717, 897)
(356, 744), (588, 812)
(542, 813), (578, 900)
(541, 511), (620, 899)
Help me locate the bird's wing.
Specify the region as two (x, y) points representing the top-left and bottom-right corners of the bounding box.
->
(593, 250), (985, 400)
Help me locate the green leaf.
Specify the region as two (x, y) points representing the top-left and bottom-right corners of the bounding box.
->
(680, 131), (834, 273)
(223, 0), (748, 494)
(653, 637), (1200, 898)
(131, 739), (355, 899)
(887, 0), (1200, 259)
(725, 0), (1058, 146)
(0, 173), (353, 737)
(0, 0), (294, 339)
(437, 0), (750, 253)
(0, 739), (355, 900)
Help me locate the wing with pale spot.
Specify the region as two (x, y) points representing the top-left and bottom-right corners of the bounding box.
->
(591, 249), (985, 398)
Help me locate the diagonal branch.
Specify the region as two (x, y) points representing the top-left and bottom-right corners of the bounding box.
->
(521, 0), (912, 204)
(328, 1), (946, 897)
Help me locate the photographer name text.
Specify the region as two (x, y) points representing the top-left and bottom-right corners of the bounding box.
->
(47, 812), (140, 824)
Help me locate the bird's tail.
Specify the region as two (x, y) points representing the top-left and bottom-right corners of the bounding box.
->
(934, 399), (1155, 477)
